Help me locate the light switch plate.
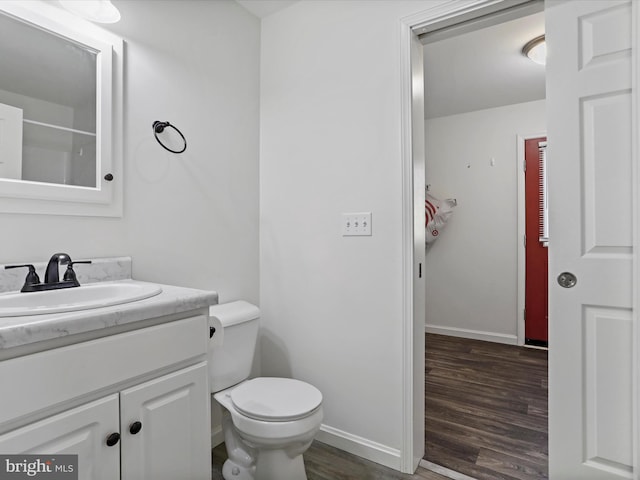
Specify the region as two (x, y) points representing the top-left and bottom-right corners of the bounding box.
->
(342, 212), (372, 236)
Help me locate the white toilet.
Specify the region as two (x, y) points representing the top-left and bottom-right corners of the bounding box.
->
(208, 301), (323, 480)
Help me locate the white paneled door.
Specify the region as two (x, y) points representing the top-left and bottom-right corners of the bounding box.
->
(546, 1), (635, 479)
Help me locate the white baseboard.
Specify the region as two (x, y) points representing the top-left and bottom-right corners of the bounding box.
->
(213, 421), (402, 471)
(211, 426), (224, 448)
(316, 424), (402, 471)
(425, 324), (518, 345)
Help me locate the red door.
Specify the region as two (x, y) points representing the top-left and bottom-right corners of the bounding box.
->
(524, 137), (548, 346)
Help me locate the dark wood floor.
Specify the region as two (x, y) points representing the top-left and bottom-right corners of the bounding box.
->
(212, 441), (451, 480)
(425, 333), (548, 480)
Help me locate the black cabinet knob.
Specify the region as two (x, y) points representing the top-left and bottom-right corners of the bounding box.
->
(106, 432), (120, 447)
(104, 173), (114, 181)
(129, 421), (142, 435)
(209, 326), (216, 338)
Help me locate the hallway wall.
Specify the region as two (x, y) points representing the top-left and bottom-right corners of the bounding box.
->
(424, 99), (546, 343)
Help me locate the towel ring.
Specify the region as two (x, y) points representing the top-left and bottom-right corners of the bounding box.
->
(153, 121), (187, 154)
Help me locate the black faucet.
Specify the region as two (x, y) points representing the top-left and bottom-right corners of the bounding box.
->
(44, 253), (72, 284)
(5, 253), (92, 292)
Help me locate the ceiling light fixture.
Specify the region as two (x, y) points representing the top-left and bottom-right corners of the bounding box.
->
(522, 35), (546, 65)
(59, 0), (121, 24)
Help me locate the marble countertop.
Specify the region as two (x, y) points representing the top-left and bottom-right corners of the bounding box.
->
(0, 280), (218, 353)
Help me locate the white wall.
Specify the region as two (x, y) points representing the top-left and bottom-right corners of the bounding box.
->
(0, 0), (260, 305)
(259, 0), (443, 468)
(424, 100), (546, 343)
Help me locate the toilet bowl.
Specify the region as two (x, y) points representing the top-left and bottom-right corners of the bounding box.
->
(209, 302), (323, 480)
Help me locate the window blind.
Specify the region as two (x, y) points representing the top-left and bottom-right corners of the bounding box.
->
(539, 141), (548, 246)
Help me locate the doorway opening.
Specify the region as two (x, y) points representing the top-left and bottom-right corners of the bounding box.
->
(418, 1), (548, 478)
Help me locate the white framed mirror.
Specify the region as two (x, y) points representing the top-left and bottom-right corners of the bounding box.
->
(0, 1), (123, 216)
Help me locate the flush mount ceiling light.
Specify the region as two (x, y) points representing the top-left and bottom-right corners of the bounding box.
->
(522, 34), (546, 65)
(59, 0), (121, 23)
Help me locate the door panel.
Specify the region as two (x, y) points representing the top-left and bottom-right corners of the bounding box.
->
(0, 394), (120, 480)
(584, 306), (633, 470)
(583, 91), (633, 253)
(120, 363), (210, 480)
(546, 1), (634, 478)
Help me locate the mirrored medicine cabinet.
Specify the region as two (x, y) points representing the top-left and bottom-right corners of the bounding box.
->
(0, 1), (123, 216)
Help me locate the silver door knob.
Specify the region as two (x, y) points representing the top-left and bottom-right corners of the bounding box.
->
(557, 272), (577, 288)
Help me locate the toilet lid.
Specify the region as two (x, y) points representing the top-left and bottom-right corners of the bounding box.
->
(231, 377), (322, 421)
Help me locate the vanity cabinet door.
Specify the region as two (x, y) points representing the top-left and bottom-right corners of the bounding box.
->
(120, 362), (211, 480)
(0, 394), (120, 479)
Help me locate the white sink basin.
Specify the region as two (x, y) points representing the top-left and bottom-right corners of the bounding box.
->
(0, 281), (162, 317)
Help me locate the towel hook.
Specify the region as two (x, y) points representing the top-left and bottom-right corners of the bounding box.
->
(153, 120), (187, 154)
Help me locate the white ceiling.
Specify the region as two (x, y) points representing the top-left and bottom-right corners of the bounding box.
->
(423, 10), (546, 119)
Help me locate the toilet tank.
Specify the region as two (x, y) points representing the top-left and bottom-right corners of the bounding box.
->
(208, 301), (260, 393)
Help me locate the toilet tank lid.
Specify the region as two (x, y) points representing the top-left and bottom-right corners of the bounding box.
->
(209, 301), (260, 327)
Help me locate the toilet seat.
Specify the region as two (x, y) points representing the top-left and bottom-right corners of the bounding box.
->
(230, 377), (322, 422)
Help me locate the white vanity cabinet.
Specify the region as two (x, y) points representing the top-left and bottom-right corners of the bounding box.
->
(0, 394), (121, 479)
(120, 362), (209, 479)
(0, 312), (212, 480)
